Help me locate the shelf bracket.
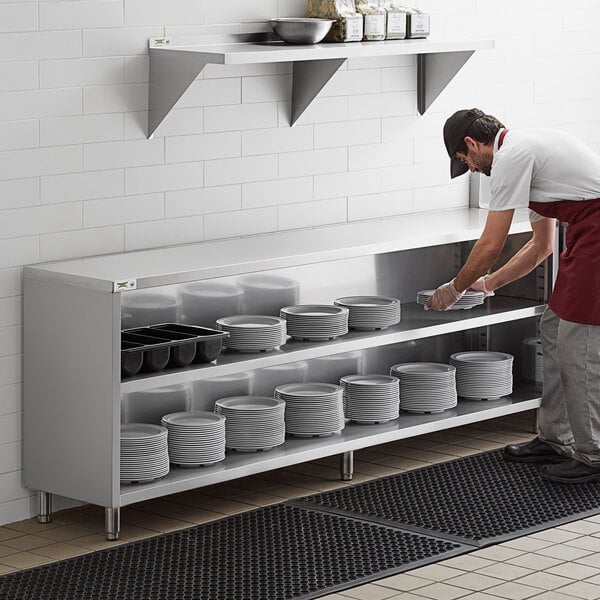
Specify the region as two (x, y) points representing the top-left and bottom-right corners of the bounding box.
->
(148, 49), (218, 138)
(417, 50), (474, 115)
(291, 58), (346, 126)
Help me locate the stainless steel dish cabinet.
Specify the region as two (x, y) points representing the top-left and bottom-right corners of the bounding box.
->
(23, 208), (553, 539)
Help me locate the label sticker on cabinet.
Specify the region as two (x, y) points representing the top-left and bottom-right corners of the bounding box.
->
(113, 279), (137, 292)
(150, 37), (172, 48)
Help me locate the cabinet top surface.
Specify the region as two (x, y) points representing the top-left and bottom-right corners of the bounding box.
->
(24, 208), (532, 292)
(151, 37), (494, 64)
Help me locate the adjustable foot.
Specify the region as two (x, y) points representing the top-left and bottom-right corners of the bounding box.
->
(530, 408), (539, 434)
(105, 507), (120, 541)
(37, 491), (52, 524)
(340, 451), (354, 481)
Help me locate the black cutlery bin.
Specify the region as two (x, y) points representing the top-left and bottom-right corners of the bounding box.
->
(120, 324), (229, 378)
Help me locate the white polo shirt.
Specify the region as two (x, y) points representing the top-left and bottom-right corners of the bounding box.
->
(489, 128), (600, 222)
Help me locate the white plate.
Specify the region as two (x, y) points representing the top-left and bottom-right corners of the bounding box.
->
(281, 305), (348, 317)
(335, 295), (400, 307)
(341, 374), (399, 386)
(391, 362), (455, 375)
(451, 351), (513, 363)
(120, 423), (167, 440)
(215, 396), (284, 411)
(275, 382), (342, 396)
(162, 411), (224, 427)
(217, 315), (285, 328)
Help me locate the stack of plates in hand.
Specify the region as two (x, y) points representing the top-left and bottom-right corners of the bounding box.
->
(390, 363), (457, 414)
(161, 411), (226, 467)
(417, 289), (485, 310)
(214, 396), (285, 451)
(280, 305), (349, 341)
(274, 382), (344, 437)
(216, 315), (287, 353)
(450, 351), (514, 400)
(521, 338), (543, 383)
(120, 423), (169, 483)
(334, 296), (401, 331)
(340, 374), (400, 423)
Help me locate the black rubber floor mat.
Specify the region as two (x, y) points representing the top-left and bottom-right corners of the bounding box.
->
(0, 504), (468, 600)
(294, 449), (600, 547)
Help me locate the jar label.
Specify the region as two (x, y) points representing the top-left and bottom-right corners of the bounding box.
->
(411, 14), (430, 34)
(364, 14), (385, 38)
(345, 16), (364, 41)
(387, 13), (406, 37)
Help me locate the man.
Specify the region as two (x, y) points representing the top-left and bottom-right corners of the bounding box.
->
(427, 108), (600, 484)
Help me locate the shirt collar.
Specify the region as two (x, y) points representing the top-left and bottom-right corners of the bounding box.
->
(493, 128), (507, 154)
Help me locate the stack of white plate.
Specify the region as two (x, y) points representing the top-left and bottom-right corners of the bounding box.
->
(120, 423), (169, 483)
(180, 281), (244, 327)
(252, 361), (309, 397)
(215, 315), (287, 353)
(193, 371), (255, 411)
(390, 363), (457, 414)
(121, 292), (181, 329)
(450, 351), (514, 400)
(280, 305), (349, 341)
(522, 337), (543, 383)
(334, 296), (401, 331)
(237, 274), (299, 316)
(274, 382), (345, 437)
(214, 396), (285, 451)
(340, 374), (400, 423)
(161, 411), (226, 467)
(416, 289), (485, 310)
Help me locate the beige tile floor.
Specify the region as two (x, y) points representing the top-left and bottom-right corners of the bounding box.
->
(3, 410), (600, 599)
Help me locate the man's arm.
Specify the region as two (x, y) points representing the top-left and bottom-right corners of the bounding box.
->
(427, 209), (515, 310)
(478, 217), (556, 291)
(454, 209), (515, 292)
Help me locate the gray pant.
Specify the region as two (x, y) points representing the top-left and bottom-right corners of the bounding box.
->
(538, 307), (600, 466)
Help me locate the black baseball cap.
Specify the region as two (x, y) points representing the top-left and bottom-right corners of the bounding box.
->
(443, 108), (485, 178)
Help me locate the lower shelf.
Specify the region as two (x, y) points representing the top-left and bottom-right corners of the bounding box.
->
(120, 384), (541, 506)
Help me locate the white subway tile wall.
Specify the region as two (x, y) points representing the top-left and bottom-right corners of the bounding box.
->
(0, 0), (600, 524)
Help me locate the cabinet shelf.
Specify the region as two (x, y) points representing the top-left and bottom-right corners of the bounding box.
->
(120, 384), (540, 506)
(148, 36), (494, 137)
(121, 297), (545, 393)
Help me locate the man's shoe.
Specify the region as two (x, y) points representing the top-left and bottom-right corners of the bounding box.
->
(541, 459), (600, 484)
(503, 437), (569, 463)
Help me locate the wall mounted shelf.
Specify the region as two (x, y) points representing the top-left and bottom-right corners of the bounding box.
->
(148, 36), (494, 138)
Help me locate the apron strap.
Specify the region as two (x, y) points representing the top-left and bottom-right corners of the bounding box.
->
(498, 129), (508, 149)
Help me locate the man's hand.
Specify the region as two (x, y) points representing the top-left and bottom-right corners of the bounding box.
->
(470, 275), (494, 298)
(426, 279), (465, 311)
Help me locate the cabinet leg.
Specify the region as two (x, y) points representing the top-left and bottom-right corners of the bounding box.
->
(530, 408), (539, 434)
(37, 491), (52, 524)
(340, 451), (354, 481)
(105, 507), (120, 541)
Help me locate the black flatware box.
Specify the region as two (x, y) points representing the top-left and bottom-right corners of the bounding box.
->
(120, 323), (229, 378)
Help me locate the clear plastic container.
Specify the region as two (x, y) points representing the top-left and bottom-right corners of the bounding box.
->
(356, 0), (386, 41)
(307, 0), (364, 42)
(385, 2), (408, 39)
(406, 6), (430, 38)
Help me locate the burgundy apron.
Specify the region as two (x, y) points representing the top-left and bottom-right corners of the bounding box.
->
(498, 129), (600, 325)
